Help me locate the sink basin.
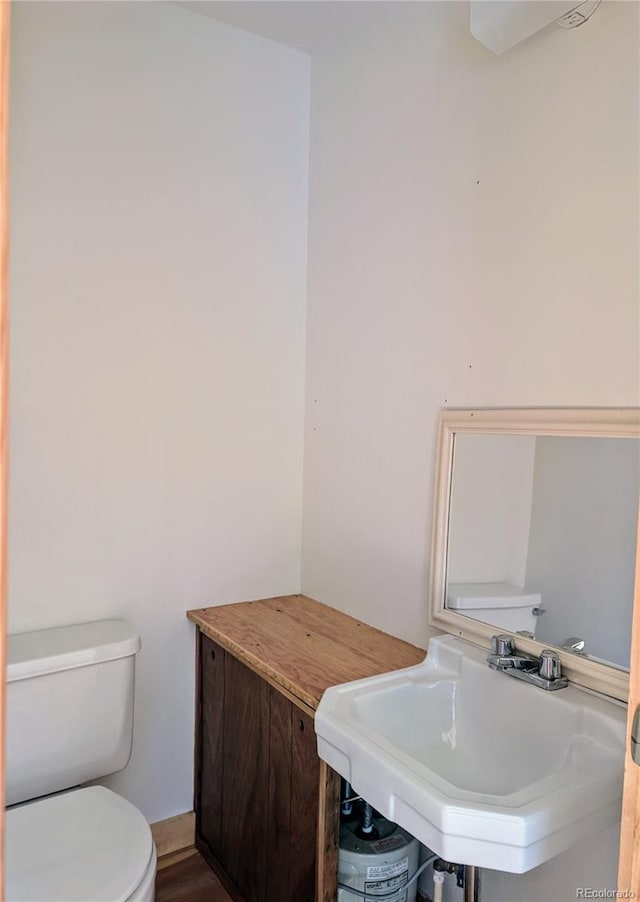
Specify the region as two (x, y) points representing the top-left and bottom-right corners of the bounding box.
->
(315, 635), (626, 872)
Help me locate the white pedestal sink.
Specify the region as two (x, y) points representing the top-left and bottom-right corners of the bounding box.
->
(315, 635), (626, 873)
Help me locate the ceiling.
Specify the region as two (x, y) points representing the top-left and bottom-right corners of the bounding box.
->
(174, 1), (394, 54)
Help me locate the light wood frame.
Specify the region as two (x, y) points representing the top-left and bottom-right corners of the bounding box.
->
(0, 1), (9, 895)
(618, 508), (640, 893)
(428, 407), (640, 701)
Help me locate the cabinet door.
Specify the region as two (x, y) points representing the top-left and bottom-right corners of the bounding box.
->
(288, 708), (320, 900)
(198, 635), (225, 856)
(198, 635), (270, 902)
(265, 689), (293, 901)
(198, 635), (321, 902)
(221, 652), (270, 902)
(264, 698), (319, 902)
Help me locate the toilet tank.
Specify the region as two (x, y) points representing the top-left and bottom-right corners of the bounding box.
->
(447, 582), (541, 635)
(6, 620), (141, 806)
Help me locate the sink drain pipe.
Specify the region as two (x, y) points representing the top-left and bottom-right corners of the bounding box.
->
(464, 865), (479, 902)
(433, 860), (479, 902)
(431, 865), (478, 902)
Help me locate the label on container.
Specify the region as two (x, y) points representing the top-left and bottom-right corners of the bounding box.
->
(363, 857), (409, 902)
(370, 835), (406, 855)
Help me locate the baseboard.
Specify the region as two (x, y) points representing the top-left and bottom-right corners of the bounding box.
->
(155, 846), (197, 871)
(151, 810), (195, 863)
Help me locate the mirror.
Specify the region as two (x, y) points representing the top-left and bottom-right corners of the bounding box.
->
(429, 408), (640, 700)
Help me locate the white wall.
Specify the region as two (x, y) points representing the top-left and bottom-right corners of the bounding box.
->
(9, 1), (310, 823)
(448, 434), (536, 585)
(301, 1), (638, 898)
(302, 0), (639, 646)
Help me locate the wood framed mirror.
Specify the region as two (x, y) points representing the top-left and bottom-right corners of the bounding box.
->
(428, 407), (640, 701)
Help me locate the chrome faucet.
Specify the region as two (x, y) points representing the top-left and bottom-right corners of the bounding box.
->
(487, 634), (568, 691)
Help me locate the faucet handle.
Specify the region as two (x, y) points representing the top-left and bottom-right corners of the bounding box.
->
(491, 634), (514, 656)
(539, 649), (562, 681)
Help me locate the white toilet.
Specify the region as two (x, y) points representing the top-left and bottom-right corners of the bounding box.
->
(5, 620), (157, 902)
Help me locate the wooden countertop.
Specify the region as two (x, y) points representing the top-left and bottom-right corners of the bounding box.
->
(187, 594), (425, 711)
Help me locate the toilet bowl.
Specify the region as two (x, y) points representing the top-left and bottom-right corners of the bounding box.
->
(6, 787), (156, 902)
(5, 621), (157, 902)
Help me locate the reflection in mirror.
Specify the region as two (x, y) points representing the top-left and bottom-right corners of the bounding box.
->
(446, 434), (639, 671)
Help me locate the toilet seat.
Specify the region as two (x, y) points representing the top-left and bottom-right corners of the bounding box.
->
(124, 850), (157, 902)
(6, 785), (156, 902)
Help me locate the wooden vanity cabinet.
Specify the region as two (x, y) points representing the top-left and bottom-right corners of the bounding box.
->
(196, 633), (323, 902)
(189, 594), (424, 902)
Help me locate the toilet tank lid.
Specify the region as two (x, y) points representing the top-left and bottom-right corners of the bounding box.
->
(7, 620), (141, 683)
(447, 582), (541, 610)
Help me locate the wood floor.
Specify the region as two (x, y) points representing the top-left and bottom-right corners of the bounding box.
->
(156, 848), (430, 902)
(156, 850), (233, 902)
